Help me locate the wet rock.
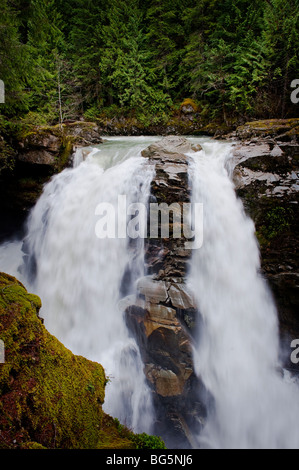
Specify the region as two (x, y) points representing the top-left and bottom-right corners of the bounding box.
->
(166, 283), (196, 310)
(232, 132), (299, 370)
(18, 149), (57, 166)
(122, 136), (205, 448)
(136, 276), (168, 303)
(17, 122), (102, 172)
(141, 135), (194, 159)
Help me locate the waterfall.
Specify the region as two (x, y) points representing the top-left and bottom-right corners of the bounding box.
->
(15, 137), (160, 433)
(187, 141), (299, 449)
(1, 135), (299, 447)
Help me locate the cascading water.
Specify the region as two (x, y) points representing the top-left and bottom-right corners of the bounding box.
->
(1, 137), (160, 434)
(1, 136), (299, 448)
(187, 141), (299, 449)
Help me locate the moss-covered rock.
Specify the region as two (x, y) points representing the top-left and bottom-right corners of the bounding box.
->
(236, 118), (299, 141)
(0, 272), (165, 449)
(0, 122), (103, 241)
(17, 121), (103, 173)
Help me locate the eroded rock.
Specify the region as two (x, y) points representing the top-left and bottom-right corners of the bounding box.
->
(231, 131), (299, 369)
(17, 121), (103, 172)
(121, 136), (205, 448)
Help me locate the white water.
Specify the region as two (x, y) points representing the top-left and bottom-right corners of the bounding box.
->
(188, 141), (299, 449)
(1, 136), (299, 447)
(0, 137), (161, 433)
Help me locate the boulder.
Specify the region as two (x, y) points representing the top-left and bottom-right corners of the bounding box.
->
(18, 149), (57, 167)
(136, 276), (168, 303)
(141, 135), (196, 159)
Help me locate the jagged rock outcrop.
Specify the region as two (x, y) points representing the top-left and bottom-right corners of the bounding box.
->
(18, 121), (103, 172)
(235, 118), (299, 141)
(0, 272), (165, 449)
(231, 125), (299, 370)
(120, 136), (206, 449)
(0, 122), (103, 242)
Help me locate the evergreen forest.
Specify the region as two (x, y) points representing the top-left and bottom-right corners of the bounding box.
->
(0, 0), (298, 129)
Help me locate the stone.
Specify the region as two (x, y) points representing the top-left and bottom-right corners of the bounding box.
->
(166, 282), (196, 310)
(158, 162), (188, 181)
(22, 132), (61, 152)
(123, 136), (205, 448)
(18, 149), (56, 166)
(17, 122), (102, 171)
(191, 143), (203, 152)
(141, 135), (193, 160)
(136, 276), (168, 303)
(145, 365), (187, 397)
(235, 118), (299, 141)
(232, 132), (299, 370)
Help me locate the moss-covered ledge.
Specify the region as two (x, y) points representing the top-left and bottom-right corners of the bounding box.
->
(17, 121), (103, 172)
(0, 272), (165, 449)
(235, 118), (299, 141)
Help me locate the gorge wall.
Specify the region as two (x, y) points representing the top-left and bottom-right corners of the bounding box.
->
(231, 119), (299, 370)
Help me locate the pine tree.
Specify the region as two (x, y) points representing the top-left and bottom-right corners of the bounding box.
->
(68, 0), (106, 110)
(99, 0), (171, 122)
(145, 0), (191, 100)
(26, 0), (76, 123)
(0, 0), (31, 115)
(262, 0), (299, 117)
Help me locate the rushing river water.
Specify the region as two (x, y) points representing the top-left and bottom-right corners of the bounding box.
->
(1, 136), (299, 448)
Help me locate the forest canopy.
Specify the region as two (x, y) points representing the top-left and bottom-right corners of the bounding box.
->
(0, 0), (298, 127)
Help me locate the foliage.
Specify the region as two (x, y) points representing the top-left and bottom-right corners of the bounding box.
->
(132, 432), (166, 449)
(262, 206), (292, 240)
(0, 0), (298, 127)
(0, 136), (15, 175)
(111, 418), (166, 449)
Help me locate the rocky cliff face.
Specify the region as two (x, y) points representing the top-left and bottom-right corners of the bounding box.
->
(120, 137), (206, 449)
(17, 121), (102, 171)
(231, 119), (299, 370)
(0, 122), (102, 242)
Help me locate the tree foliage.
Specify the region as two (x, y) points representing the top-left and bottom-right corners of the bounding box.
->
(0, 0), (298, 125)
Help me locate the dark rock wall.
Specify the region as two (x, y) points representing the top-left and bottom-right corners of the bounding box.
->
(232, 121), (299, 371)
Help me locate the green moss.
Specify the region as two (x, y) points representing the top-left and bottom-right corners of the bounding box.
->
(180, 98), (198, 112)
(0, 272), (165, 449)
(97, 416), (166, 450)
(58, 136), (74, 170)
(0, 136), (15, 176)
(0, 273), (104, 449)
(258, 206), (292, 241)
(237, 118), (299, 139)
